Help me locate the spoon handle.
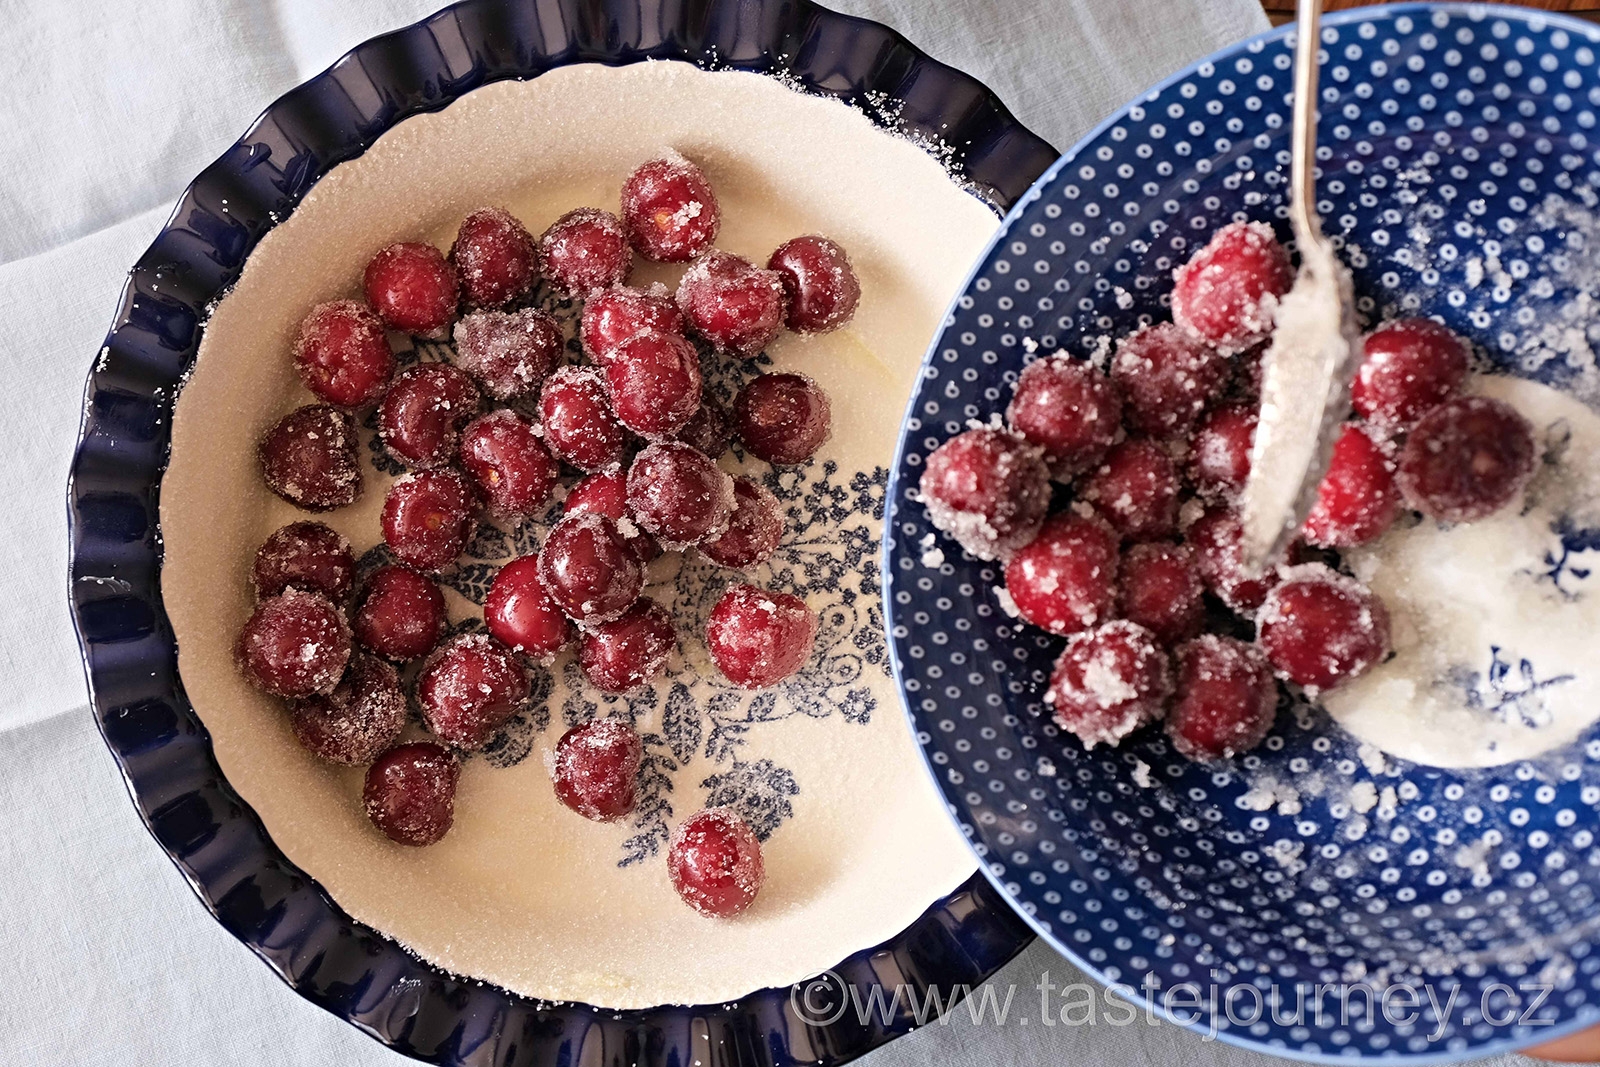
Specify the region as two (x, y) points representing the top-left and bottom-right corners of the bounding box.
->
(1289, 0), (1325, 245)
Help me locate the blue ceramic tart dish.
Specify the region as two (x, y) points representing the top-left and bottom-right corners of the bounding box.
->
(66, 1), (1054, 1064)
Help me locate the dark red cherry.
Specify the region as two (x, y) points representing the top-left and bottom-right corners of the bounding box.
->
(416, 633), (530, 750)
(259, 404), (363, 512)
(483, 555), (575, 662)
(354, 565), (447, 661)
(380, 469), (475, 573)
(293, 300), (395, 409)
(621, 155), (721, 263)
(767, 235), (860, 333)
(452, 307), (564, 401)
(552, 718), (644, 821)
(235, 588), (351, 698)
(363, 243), (459, 337)
(668, 808), (765, 917)
(364, 742), (459, 846)
(450, 207), (539, 309)
(252, 522), (355, 602)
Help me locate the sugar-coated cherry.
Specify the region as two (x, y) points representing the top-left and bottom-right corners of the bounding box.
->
(1188, 404), (1256, 498)
(702, 477), (784, 568)
(564, 467), (659, 563)
(235, 588), (351, 698)
(677, 395), (733, 458)
(767, 235), (860, 333)
(452, 307), (564, 401)
(363, 243), (459, 337)
(537, 512), (645, 625)
(621, 155), (720, 263)
(259, 404), (363, 512)
(417, 633), (530, 750)
(1119, 541), (1204, 646)
(604, 331), (703, 439)
(354, 565), (446, 661)
(1166, 635), (1278, 762)
(1301, 423), (1400, 548)
(1002, 512), (1119, 636)
(290, 653), (407, 765)
(539, 366), (631, 471)
(293, 300), (395, 409)
(1079, 438), (1181, 542)
(1171, 220), (1293, 354)
(1111, 322), (1229, 439)
(484, 555), (574, 662)
(1186, 505), (1281, 613)
(676, 250), (786, 358)
(734, 372), (831, 465)
(580, 284), (685, 366)
(1396, 396), (1537, 523)
(1007, 354), (1122, 479)
(1258, 565), (1390, 695)
(459, 409), (559, 522)
(377, 363), (481, 469)
(580, 598), (676, 693)
(668, 808), (765, 918)
(627, 442), (736, 548)
(552, 718), (644, 821)
(380, 469), (475, 573)
(364, 742), (459, 846)
(1046, 620), (1172, 750)
(1352, 318), (1470, 429)
(450, 207), (539, 309)
(919, 427), (1051, 561)
(539, 208), (633, 295)
(706, 584), (817, 689)
(252, 522), (355, 602)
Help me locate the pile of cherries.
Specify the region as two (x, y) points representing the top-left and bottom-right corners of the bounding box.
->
(920, 220), (1538, 763)
(237, 154), (863, 918)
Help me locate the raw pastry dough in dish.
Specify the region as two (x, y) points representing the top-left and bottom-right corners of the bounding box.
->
(161, 61), (998, 1008)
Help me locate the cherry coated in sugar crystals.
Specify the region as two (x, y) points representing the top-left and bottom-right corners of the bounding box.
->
(417, 633), (530, 750)
(380, 469), (476, 573)
(290, 653), (407, 765)
(377, 363), (482, 469)
(918, 427), (1050, 562)
(484, 555), (576, 662)
(580, 598), (677, 694)
(1395, 395), (1537, 523)
(580, 285), (685, 366)
(451, 207), (539, 309)
(626, 442), (736, 548)
(1045, 621), (1172, 750)
(734, 372), (831, 466)
(536, 512), (645, 625)
(552, 718), (644, 822)
(539, 367), (632, 471)
(1170, 219), (1292, 354)
(667, 807), (765, 917)
(1006, 354), (1122, 479)
(1003, 512), (1119, 636)
(1165, 635), (1279, 762)
(705, 584), (817, 689)
(252, 521), (355, 602)
(767, 235), (860, 334)
(364, 742), (459, 846)
(676, 250), (786, 358)
(452, 307), (564, 401)
(235, 588), (351, 699)
(354, 565), (446, 662)
(259, 404), (363, 512)
(293, 300), (395, 409)
(1352, 318), (1469, 429)
(458, 409), (560, 522)
(539, 207), (633, 295)
(621, 155), (720, 263)
(363, 243), (459, 338)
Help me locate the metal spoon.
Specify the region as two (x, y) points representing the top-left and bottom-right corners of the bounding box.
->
(1237, 0), (1364, 571)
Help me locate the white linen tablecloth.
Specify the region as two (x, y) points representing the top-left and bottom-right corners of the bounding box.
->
(2, 1), (1532, 1064)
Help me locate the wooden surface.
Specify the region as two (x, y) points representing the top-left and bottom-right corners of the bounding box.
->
(1262, 0), (1600, 25)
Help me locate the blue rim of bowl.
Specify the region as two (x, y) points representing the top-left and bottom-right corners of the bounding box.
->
(64, 1), (1055, 1063)
(882, 3), (1600, 1063)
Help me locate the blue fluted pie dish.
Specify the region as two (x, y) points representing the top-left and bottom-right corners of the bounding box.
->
(66, 1), (1056, 1064)
(887, 3), (1600, 1062)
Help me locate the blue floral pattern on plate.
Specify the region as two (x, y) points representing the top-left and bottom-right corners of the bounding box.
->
(886, 4), (1600, 1062)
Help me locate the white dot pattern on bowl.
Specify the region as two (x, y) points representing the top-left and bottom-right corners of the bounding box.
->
(886, 7), (1600, 1059)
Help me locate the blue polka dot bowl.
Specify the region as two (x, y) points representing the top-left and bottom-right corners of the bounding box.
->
(885, 4), (1600, 1061)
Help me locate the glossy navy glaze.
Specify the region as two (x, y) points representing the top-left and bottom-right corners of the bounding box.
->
(66, 1), (1054, 1063)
